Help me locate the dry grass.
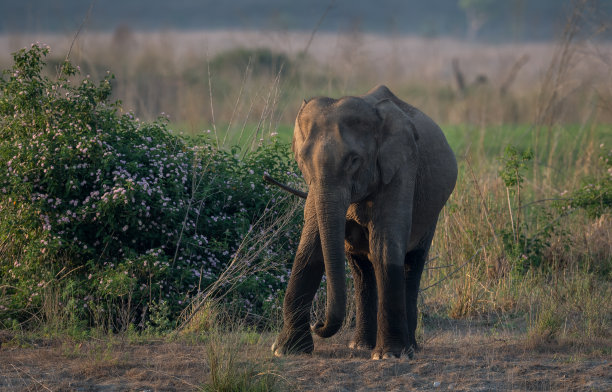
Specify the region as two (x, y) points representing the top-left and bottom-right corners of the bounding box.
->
(0, 327), (287, 391)
(2, 28), (611, 127)
(1, 321), (610, 391)
(422, 163), (611, 339)
(1, 335), (210, 390)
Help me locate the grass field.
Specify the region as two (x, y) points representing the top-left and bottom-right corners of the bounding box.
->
(0, 5), (611, 390)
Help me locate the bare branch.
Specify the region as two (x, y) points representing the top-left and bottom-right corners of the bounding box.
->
(263, 174), (308, 199)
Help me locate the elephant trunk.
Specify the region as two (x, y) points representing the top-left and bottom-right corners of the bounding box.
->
(311, 187), (348, 338)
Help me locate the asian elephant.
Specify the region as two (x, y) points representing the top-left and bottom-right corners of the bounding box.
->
(271, 85), (457, 360)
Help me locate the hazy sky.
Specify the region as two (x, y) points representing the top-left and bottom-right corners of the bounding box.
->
(2, 0), (606, 42)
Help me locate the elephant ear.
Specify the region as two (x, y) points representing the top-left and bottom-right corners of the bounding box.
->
(291, 99), (308, 162)
(375, 99), (419, 185)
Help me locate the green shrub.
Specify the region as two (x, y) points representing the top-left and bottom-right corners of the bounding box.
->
(559, 145), (611, 218)
(497, 145), (544, 274)
(0, 44), (302, 330)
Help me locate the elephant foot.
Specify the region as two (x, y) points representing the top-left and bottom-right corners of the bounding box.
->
(371, 345), (415, 360)
(271, 329), (313, 357)
(349, 340), (375, 350)
(349, 334), (376, 350)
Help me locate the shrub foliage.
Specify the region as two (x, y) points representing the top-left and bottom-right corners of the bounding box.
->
(561, 147), (611, 218)
(0, 44), (302, 330)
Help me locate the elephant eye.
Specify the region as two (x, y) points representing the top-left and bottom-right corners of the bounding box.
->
(344, 154), (362, 173)
(343, 117), (361, 128)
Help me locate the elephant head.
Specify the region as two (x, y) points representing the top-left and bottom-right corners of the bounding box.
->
(292, 94), (419, 338)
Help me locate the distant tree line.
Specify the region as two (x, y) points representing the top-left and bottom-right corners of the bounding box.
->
(1, 0), (610, 42)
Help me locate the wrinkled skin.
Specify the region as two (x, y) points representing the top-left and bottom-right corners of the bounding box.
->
(272, 85), (457, 360)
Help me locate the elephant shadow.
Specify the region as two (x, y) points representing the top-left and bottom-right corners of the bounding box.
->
(311, 337), (372, 359)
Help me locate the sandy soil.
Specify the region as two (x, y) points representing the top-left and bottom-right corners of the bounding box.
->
(282, 332), (611, 391)
(1, 323), (610, 391)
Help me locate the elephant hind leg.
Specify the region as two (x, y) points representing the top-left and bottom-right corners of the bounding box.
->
(404, 223), (437, 352)
(347, 251), (377, 350)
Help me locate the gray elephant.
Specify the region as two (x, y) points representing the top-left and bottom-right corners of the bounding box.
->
(270, 85), (457, 360)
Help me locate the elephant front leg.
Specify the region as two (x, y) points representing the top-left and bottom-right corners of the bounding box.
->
(367, 217), (413, 359)
(371, 259), (410, 360)
(273, 206), (324, 356)
(347, 252), (377, 350)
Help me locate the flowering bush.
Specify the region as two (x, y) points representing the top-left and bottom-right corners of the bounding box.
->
(0, 44), (303, 330)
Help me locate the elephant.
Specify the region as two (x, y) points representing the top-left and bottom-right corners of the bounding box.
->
(270, 85), (457, 360)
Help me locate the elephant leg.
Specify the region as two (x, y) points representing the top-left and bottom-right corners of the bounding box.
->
(347, 252), (377, 350)
(371, 247), (410, 360)
(273, 199), (324, 356)
(404, 223), (436, 355)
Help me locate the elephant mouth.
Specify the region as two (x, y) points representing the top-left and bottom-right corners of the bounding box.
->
(345, 220), (369, 256)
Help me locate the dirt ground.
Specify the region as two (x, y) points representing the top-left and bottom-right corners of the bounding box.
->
(1, 321), (610, 391)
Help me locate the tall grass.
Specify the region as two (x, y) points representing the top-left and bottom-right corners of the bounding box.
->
(418, 2), (611, 345)
(3, 20), (611, 131)
(198, 306), (286, 392)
